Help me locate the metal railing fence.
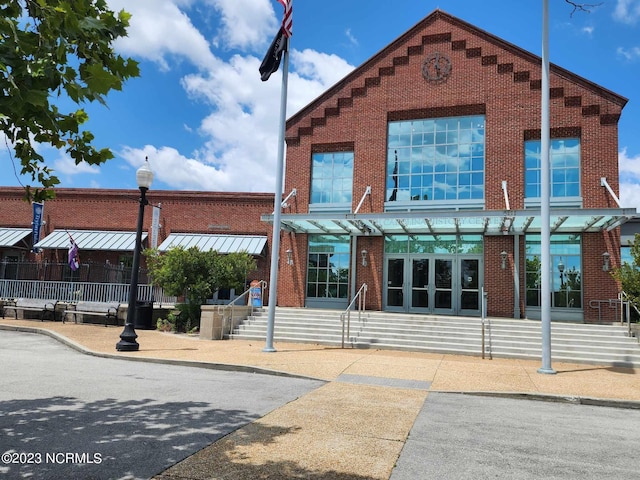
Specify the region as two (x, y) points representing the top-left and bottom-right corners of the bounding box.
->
(0, 260), (149, 285)
(0, 279), (175, 305)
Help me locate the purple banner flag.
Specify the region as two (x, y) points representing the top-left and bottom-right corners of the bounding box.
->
(68, 235), (80, 271)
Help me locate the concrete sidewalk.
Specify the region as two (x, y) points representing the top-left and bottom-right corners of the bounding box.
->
(1, 319), (639, 479)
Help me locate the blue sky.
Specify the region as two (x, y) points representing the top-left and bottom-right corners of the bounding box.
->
(3, 0), (640, 210)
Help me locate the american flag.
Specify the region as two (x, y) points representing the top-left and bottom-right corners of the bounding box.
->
(278, 0), (292, 37)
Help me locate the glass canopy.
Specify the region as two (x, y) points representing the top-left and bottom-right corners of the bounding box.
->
(261, 208), (636, 236)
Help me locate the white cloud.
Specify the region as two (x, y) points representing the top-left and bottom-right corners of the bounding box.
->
(617, 46), (640, 61)
(345, 28), (359, 47)
(210, 0), (277, 50)
(108, 0), (218, 71)
(619, 147), (640, 211)
(102, 0), (355, 193)
(53, 156), (101, 176)
(613, 0), (640, 24)
(581, 26), (594, 36)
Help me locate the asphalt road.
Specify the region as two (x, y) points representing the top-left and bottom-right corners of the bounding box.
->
(391, 392), (640, 480)
(3, 330), (640, 480)
(0, 330), (325, 480)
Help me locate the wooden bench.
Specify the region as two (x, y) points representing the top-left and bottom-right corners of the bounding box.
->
(3, 298), (58, 321)
(63, 301), (121, 327)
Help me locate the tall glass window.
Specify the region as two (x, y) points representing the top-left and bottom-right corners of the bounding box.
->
(386, 115), (485, 206)
(307, 235), (350, 299)
(525, 234), (582, 308)
(525, 138), (580, 199)
(310, 152), (353, 210)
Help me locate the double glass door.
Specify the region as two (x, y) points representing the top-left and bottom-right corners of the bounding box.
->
(386, 255), (482, 315)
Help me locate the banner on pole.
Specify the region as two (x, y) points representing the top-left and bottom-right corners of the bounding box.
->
(151, 203), (161, 249)
(31, 202), (44, 253)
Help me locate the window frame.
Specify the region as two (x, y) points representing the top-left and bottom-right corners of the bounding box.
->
(385, 115), (486, 211)
(524, 138), (582, 207)
(309, 151), (354, 213)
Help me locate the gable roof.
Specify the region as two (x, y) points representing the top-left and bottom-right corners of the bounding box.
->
(286, 9), (627, 138)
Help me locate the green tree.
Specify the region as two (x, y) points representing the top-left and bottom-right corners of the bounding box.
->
(145, 247), (257, 332)
(1, 0), (139, 202)
(611, 233), (640, 310)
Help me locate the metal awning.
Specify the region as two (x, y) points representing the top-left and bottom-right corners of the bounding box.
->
(34, 230), (145, 251)
(158, 234), (267, 256)
(261, 207), (637, 236)
(0, 228), (31, 247)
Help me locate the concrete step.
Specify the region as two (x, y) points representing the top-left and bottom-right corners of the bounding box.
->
(229, 307), (640, 367)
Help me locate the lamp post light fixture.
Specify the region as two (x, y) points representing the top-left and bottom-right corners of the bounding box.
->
(116, 159), (153, 352)
(361, 249), (368, 267)
(602, 251), (611, 272)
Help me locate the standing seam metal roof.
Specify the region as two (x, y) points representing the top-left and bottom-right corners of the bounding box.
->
(34, 230), (145, 251)
(158, 234), (267, 255)
(0, 228), (31, 248)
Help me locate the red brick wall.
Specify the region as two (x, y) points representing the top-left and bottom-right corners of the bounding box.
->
(485, 236), (516, 318)
(279, 12), (624, 318)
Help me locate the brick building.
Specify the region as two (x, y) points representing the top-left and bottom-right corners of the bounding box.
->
(0, 188), (274, 294)
(1, 10), (635, 323)
(263, 9), (635, 323)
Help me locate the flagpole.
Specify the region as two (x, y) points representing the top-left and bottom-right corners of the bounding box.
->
(538, 0), (555, 374)
(264, 36), (290, 353)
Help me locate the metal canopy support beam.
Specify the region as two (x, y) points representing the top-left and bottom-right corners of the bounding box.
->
(600, 177), (621, 207)
(354, 186), (371, 214)
(604, 216), (630, 232)
(280, 188), (297, 209)
(502, 180), (511, 210)
(332, 220), (354, 234)
(424, 218), (435, 234)
(280, 220), (305, 233)
(370, 220), (385, 235)
(397, 219), (411, 235)
(307, 220), (332, 234)
(584, 216), (605, 231)
(522, 216), (535, 232)
(551, 216), (568, 232)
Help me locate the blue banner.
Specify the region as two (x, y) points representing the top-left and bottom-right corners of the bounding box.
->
(31, 202), (44, 253)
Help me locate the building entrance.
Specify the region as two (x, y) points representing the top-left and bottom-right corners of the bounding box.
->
(385, 255), (482, 315)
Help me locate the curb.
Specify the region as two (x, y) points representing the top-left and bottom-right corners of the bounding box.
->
(3, 323), (639, 409)
(441, 390), (640, 410)
(0, 324), (326, 382)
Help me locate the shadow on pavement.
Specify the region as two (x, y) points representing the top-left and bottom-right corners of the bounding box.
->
(155, 421), (379, 480)
(0, 395), (260, 480)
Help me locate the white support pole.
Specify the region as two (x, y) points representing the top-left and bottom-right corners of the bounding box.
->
(264, 39), (290, 353)
(539, 0), (556, 374)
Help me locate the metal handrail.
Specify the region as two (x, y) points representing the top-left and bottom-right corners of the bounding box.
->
(481, 288), (491, 359)
(619, 291), (640, 338)
(340, 283), (367, 348)
(217, 280), (267, 337)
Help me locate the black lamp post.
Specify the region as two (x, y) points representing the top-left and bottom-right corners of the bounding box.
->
(116, 159), (154, 352)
